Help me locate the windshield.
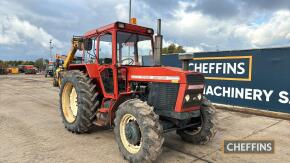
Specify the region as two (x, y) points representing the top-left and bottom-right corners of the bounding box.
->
(117, 32), (153, 66)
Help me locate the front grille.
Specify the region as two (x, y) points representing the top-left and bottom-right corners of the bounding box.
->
(148, 83), (179, 111)
(183, 90), (203, 108)
(186, 74), (205, 84)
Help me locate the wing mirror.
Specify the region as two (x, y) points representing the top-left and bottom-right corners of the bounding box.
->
(84, 38), (92, 51)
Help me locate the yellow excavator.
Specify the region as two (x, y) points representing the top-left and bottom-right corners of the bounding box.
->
(53, 36), (84, 87)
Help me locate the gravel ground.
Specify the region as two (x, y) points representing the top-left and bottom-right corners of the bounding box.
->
(0, 74), (289, 163)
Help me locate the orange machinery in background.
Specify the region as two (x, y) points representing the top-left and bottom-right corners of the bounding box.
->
(7, 67), (19, 74)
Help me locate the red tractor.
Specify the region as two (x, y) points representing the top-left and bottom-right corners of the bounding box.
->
(59, 20), (216, 162)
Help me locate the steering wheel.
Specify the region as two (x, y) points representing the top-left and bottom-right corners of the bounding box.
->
(121, 58), (134, 65)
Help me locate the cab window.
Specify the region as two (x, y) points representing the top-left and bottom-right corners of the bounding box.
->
(117, 32), (153, 66)
(98, 33), (112, 65)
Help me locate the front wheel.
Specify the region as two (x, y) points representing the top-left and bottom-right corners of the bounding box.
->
(177, 97), (217, 145)
(114, 99), (164, 162)
(59, 70), (100, 133)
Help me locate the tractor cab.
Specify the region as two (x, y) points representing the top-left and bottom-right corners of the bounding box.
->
(68, 22), (156, 106)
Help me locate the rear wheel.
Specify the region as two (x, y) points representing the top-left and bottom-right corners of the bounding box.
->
(59, 70), (100, 133)
(177, 97), (217, 144)
(114, 99), (164, 162)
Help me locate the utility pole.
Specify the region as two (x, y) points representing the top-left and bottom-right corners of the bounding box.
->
(128, 0), (132, 58)
(49, 39), (53, 60)
(129, 0), (131, 23)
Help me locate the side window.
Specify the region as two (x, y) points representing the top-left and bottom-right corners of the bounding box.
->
(99, 33), (112, 65)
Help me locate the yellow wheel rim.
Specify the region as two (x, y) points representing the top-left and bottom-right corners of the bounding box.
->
(120, 114), (142, 154)
(62, 82), (78, 123)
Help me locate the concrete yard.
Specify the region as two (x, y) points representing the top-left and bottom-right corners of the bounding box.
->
(0, 74), (289, 163)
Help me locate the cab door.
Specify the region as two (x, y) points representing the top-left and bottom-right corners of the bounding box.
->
(97, 32), (117, 99)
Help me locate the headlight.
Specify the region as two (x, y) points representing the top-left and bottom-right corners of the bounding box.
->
(185, 94), (190, 102)
(117, 22), (125, 28)
(147, 29), (153, 34)
(197, 93), (202, 100)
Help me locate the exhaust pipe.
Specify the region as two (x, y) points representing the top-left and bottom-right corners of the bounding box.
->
(179, 53), (194, 71)
(153, 19), (192, 70)
(154, 19), (163, 65)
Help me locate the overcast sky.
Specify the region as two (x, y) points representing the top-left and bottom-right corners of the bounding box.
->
(1, 0), (290, 60)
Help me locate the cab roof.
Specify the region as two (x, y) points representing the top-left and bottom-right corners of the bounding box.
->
(83, 22), (154, 37)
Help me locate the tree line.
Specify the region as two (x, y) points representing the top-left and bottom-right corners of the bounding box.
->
(162, 43), (186, 54)
(0, 58), (49, 70)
